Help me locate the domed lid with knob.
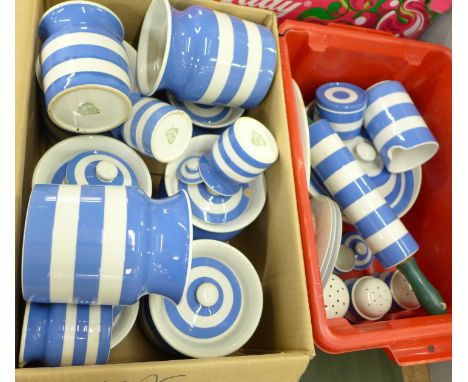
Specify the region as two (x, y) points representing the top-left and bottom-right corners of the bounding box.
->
(147, 239), (263, 358)
(341, 231), (374, 270)
(323, 275), (350, 319)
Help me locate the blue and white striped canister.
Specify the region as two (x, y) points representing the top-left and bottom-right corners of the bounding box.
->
(140, 239), (263, 358)
(364, 80), (439, 173)
(122, 95), (193, 163)
(309, 119), (419, 270)
(19, 302), (112, 367)
(167, 92), (244, 129)
(64, 150), (139, 187)
(22, 184), (192, 306)
(39, 13), (132, 133)
(315, 82), (367, 140)
(342, 231), (374, 270)
(198, 117), (278, 196)
(137, 0), (277, 109)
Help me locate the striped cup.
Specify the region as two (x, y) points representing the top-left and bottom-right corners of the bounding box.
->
(198, 117), (278, 196)
(364, 80), (439, 173)
(38, 2), (132, 133)
(309, 119), (419, 270)
(19, 302), (112, 367)
(22, 184), (192, 306)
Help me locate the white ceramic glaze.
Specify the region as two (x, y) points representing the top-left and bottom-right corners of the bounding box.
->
(111, 301), (140, 349)
(323, 274), (350, 319)
(351, 276), (392, 321)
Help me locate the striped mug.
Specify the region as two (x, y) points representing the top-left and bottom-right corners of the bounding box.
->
(22, 184), (192, 306)
(38, 1), (132, 133)
(364, 80), (439, 173)
(137, 0), (277, 108)
(309, 119), (419, 270)
(19, 302), (112, 367)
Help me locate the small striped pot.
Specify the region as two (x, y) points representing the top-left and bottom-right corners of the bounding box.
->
(140, 240), (263, 358)
(315, 82), (367, 140)
(19, 302), (112, 367)
(137, 0), (277, 109)
(341, 231), (374, 270)
(364, 80), (439, 173)
(38, 2), (132, 133)
(309, 119), (419, 270)
(122, 95), (193, 163)
(22, 184), (192, 306)
(199, 117), (278, 196)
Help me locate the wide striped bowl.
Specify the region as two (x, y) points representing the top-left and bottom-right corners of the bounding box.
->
(137, 0), (277, 109)
(199, 117), (278, 196)
(122, 96), (193, 163)
(140, 240), (263, 358)
(364, 80), (439, 173)
(22, 184), (192, 306)
(19, 302), (112, 367)
(309, 119), (419, 270)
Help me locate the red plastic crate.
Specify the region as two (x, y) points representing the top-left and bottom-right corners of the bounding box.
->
(279, 21), (452, 365)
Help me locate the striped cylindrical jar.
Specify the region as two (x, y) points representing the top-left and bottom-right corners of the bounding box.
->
(22, 184), (192, 306)
(137, 0), (277, 109)
(309, 119), (419, 270)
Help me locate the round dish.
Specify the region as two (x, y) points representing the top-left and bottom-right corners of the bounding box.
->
(111, 301), (140, 349)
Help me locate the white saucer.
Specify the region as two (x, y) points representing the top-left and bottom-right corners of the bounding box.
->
(311, 195), (342, 286)
(292, 80), (311, 188)
(111, 301), (140, 349)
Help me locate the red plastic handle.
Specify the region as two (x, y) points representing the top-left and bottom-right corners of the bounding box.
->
(386, 337), (452, 365)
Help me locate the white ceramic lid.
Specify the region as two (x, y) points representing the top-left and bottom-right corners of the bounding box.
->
(351, 276), (392, 321)
(165, 135), (267, 233)
(148, 239), (263, 358)
(323, 274), (350, 319)
(32, 135), (152, 196)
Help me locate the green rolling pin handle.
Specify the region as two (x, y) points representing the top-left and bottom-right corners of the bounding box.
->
(397, 257), (447, 315)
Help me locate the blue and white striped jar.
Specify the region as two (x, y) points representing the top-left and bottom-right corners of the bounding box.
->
(199, 117), (278, 196)
(140, 240), (263, 358)
(163, 135), (268, 241)
(122, 95), (193, 163)
(39, 2), (132, 133)
(19, 302), (112, 367)
(137, 0), (277, 109)
(376, 271), (421, 312)
(309, 119), (419, 270)
(315, 82), (367, 140)
(22, 184), (192, 306)
(364, 80), (439, 173)
(167, 92), (244, 129)
(342, 231), (374, 271)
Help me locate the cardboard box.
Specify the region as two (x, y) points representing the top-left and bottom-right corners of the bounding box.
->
(15, 0), (314, 380)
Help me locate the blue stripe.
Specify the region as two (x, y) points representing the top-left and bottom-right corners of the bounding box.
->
(215, 16), (248, 105)
(366, 103), (421, 136)
(374, 232), (419, 269)
(369, 167), (392, 188)
(38, 4), (124, 42)
(119, 188), (144, 305)
(380, 127), (437, 165)
(41, 45), (128, 77)
(41, 27), (122, 50)
(45, 72), (130, 108)
(186, 277), (224, 316)
(22, 184), (59, 302)
(142, 104), (175, 156)
(129, 100), (157, 148)
(96, 306), (112, 364)
(355, 204), (398, 239)
(333, 175), (374, 209)
(174, 99), (230, 125)
(367, 81), (406, 104)
(391, 172), (414, 216)
(72, 305), (90, 365)
(316, 104), (364, 123)
(228, 127), (271, 168)
(240, 24), (277, 109)
(314, 146), (355, 181)
(218, 136), (257, 179)
(51, 161), (68, 184)
(73, 186), (105, 304)
(383, 172), (403, 205)
(309, 119), (335, 146)
(193, 225), (241, 241)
